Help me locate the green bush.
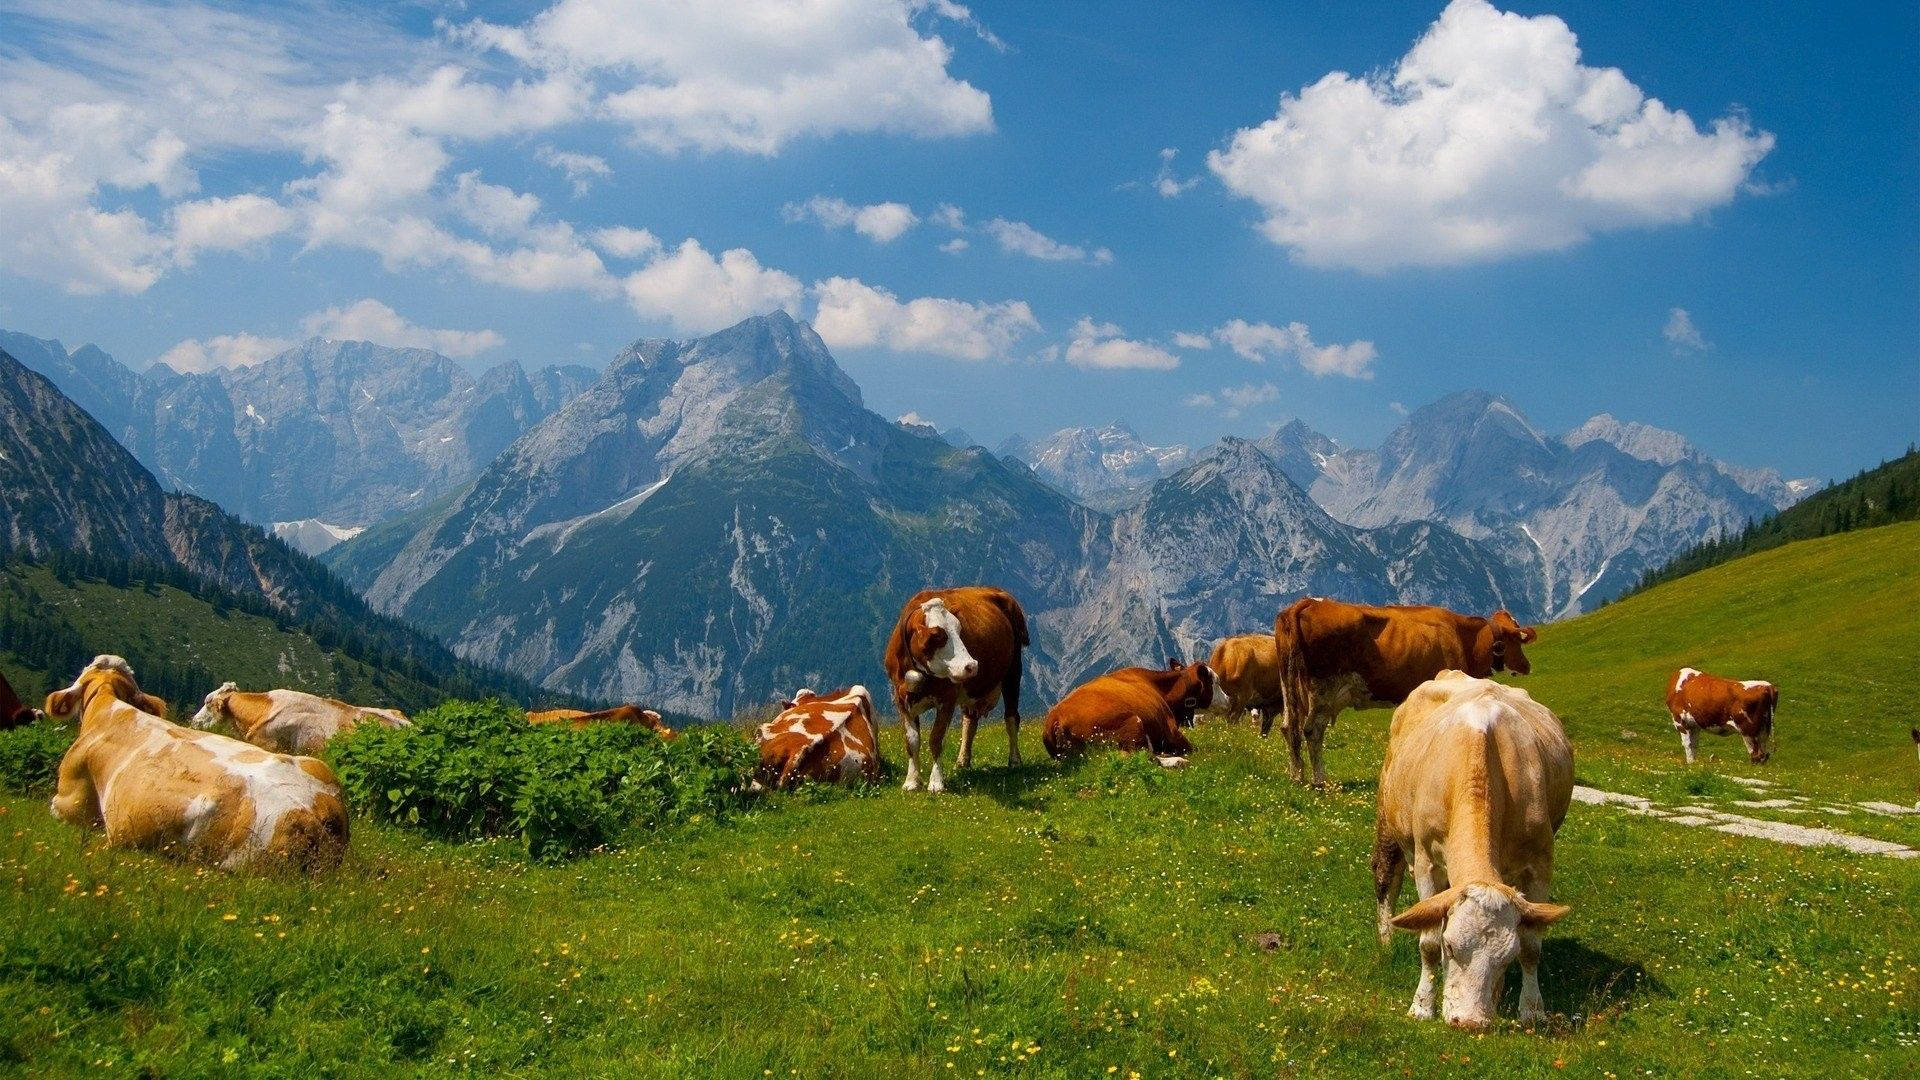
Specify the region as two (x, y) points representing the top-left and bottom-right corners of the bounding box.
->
(0, 722), (75, 797)
(327, 700), (756, 860)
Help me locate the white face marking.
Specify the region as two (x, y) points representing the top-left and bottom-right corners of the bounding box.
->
(918, 598), (978, 680)
(1439, 886), (1525, 1029)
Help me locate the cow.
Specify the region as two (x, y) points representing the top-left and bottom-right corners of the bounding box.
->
(754, 686), (882, 790)
(1274, 597), (1538, 787)
(527, 705), (675, 738)
(1209, 634), (1283, 733)
(1042, 660), (1213, 767)
(190, 683), (410, 756)
(1665, 668), (1776, 764)
(884, 586), (1029, 794)
(1912, 728), (1919, 809)
(1373, 671), (1573, 1030)
(1, 668), (40, 729)
(45, 656), (348, 871)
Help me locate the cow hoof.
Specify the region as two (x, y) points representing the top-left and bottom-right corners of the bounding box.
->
(902, 777), (922, 792)
(1408, 1001), (1435, 1021)
(928, 779), (946, 795)
(1518, 1004), (1546, 1026)
(1154, 755), (1189, 769)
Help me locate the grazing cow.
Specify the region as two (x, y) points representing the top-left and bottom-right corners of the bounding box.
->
(1274, 597), (1538, 786)
(1, 668), (40, 729)
(1042, 660), (1213, 767)
(1374, 671), (1573, 1029)
(754, 686), (882, 790)
(884, 586), (1029, 793)
(1912, 728), (1919, 809)
(1665, 668), (1776, 764)
(527, 705), (675, 738)
(191, 683), (409, 756)
(45, 656), (348, 871)
(1209, 634), (1283, 733)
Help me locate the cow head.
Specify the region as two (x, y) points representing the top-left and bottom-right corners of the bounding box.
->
(1484, 611), (1538, 675)
(1740, 682), (1777, 764)
(1390, 882), (1569, 1030)
(190, 681), (240, 730)
(44, 656), (168, 724)
(905, 597), (978, 683)
(1165, 659), (1215, 728)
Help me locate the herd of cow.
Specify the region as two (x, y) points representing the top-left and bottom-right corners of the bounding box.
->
(0, 587), (1803, 1029)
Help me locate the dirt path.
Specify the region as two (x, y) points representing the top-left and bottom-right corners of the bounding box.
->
(1573, 785), (1919, 859)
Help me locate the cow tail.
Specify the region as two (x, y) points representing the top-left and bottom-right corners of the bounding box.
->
(999, 594), (1029, 721)
(1278, 602), (1312, 743)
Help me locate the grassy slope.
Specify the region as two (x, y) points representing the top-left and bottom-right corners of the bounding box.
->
(2, 528), (1917, 1076)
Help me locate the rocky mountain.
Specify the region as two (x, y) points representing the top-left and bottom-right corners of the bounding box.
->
(1, 331), (596, 529)
(1298, 391), (1804, 616)
(329, 314), (1524, 715)
(1015, 422), (1193, 501)
(272, 519), (367, 556)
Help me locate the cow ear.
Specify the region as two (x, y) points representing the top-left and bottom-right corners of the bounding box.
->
(1519, 899), (1570, 927)
(138, 693), (169, 719)
(1168, 658), (1183, 670)
(44, 689), (78, 722)
(1389, 887), (1461, 932)
(1518, 627), (1538, 643)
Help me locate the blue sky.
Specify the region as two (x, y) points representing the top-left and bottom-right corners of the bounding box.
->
(0, 0), (1912, 481)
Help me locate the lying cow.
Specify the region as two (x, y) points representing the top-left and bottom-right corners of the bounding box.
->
(1374, 671), (1572, 1029)
(754, 686), (882, 790)
(1666, 668), (1775, 764)
(1275, 597), (1538, 786)
(191, 683), (410, 756)
(46, 656), (348, 871)
(1042, 660), (1213, 767)
(527, 705), (675, 738)
(1209, 634), (1282, 733)
(1, 667), (41, 729)
(884, 586), (1029, 793)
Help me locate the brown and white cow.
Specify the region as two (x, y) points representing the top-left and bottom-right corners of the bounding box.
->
(885, 586), (1029, 793)
(1275, 597), (1538, 786)
(527, 705), (675, 738)
(754, 686), (883, 790)
(1042, 660), (1212, 767)
(191, 683), (410, 756)
(1, 668), (40, 729)
(46, 656), (348, 871)
(1374, 671), (1572, 1029)
(1666, 668), (1775, 764)
(1209, 634), (1282, 733)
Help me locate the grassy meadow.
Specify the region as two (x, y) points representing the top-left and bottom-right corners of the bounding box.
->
(2, 525), (1918, 1076)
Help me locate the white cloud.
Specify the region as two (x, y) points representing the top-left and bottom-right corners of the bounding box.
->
(1211, 318), (1377, 379)
(622, 239), (804, 333)
(1208, 0), (1775, 270)
(984, 219), (1113, 265)
(456, 0), (994, 154)
(1063, 318), (1179, 371)
(1664, 306), (1709, 354)
(939, 237), (969, 253)
(299, 298), (505, 358)
(1183, 392), (1217, 408)
(591, 226), (662, 260)
(1152, 148), (1200, 198)
(811, 276), (1038, 360)
(1217, 382), (1280, 418)
(1389, 400), (1410, 416)
(1172, 331), (1214, 350)
(168, 194), (297, 265)
(930, 203), (967, 231)
(782, 196), (920, 242)
(153, 332), (294, 373)
(535, 145), (611, 196)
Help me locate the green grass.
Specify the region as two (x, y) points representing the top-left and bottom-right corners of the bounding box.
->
(1, 528), (1917, 1076)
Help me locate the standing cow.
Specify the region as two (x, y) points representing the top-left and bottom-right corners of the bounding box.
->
(1666, 668), (1776, 764)
(884, 586), (1029, 794)
(47, 657), (348, 871)
(1, 668), (40, 729)
(191, 683), (410, 757)
(1374, 671), (1573, 1029)
(1209, 634), (1282, 733)
(754, 686), (883, 790)
(1042, 660), (1213, 766)
(1275, 597), (1538, 786)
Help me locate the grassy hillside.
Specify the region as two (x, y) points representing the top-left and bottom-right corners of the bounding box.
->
(1523, 519), (1920, 844)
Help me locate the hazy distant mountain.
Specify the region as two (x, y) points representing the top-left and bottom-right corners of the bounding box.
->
(272, 518), (367, 556)
(2, 331), (596, 529)
(1014, 422), (1193, 500)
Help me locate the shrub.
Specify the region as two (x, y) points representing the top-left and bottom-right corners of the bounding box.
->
(0, 722), (75, 797)
(327, 700), (756, 860)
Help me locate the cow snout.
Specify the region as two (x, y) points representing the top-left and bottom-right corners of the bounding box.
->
(952, 659), (978, 680)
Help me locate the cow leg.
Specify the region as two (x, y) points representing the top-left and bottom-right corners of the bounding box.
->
(900, 694), (926, 792)
(956, 712), (978, 769)
(1518, 870), (1552, 1023)
(1371, 829), (1406, 945)
(1306, 716), (1329, 788)
(1283, 717), (1306, 783)
(1000, 660), (1023, 767)
(1409, 858), (1447, 1020)
(49, 747), (101, 829)
(1679, 727), (1698, 764)
(926, 705), (954, 794)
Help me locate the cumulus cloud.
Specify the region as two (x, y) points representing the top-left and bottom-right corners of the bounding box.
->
(1211, 319), (1376, 379)
(1182, 392), (1217, 408)
(153, 332), (294, 374)
(535, 145), (611, 196)
(1219, 382), (1280, 418)
(1663, 306), (1709, 354)
(455, 0), (994, 154)
(622, 239), (804, 333)
(1208, 0), (1775, 270)
(983, 219), (1112, 265)
(782, 196), (920, 242)
(591, 226), (662, 260)
(1152, 148), (1200, 198)
(1172, 331), (1214, 350)
(167, 193), (297, 266)
(299, 298), (505, 358)
(811, 276), (1038, 360)
(929, 203), (967, 231)
(939, 237), (969, 253)
(1063, 318), (1179, 371)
